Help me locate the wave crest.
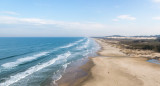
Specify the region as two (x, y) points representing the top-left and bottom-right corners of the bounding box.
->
(0, 51), (71, 86)
(1, 52), (49, 68)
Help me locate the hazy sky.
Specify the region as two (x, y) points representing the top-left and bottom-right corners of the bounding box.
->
(0, 0), (160, 37)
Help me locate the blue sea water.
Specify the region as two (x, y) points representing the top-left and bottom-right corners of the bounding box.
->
(0, 37), (99, 86)
(147, 59), (160, 65)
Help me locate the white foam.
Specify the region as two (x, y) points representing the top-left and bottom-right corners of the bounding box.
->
(60, 38), (85, 49)
(76, 39), (90, 50)
(1, 52), (49, 68)
(53, 62), (71, 86)
(0, 52), (71, 86)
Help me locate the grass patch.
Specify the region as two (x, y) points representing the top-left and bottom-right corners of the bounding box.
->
(119, 38), (160, 52)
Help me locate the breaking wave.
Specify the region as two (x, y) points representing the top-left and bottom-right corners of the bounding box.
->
(0, 51), (71, 86)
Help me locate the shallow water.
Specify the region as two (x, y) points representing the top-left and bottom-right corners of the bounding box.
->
(147, 59), (160, 65)
(0, 37), (100, 86)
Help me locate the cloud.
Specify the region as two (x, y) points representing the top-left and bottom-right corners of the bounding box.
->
(117, 15), (136, 20)
(152, 17), (160, 20)
(112, 19), (119, 21)
(113, 15), (136, 21)
(0, 11), (19, 15)
(0, 16), (107, 30)
(153, 0), (160, 3)
(0, 16), (110, 37)
(0, 15), (159, 37)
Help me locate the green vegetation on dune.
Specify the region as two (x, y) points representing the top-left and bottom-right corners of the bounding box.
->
(119, 38), (160, 52)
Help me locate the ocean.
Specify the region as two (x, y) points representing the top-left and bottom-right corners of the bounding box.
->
(0, 37), (100, 86)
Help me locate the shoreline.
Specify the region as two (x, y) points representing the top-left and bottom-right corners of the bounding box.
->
(56, 57), (94, 86)
(56, 38), (100, 86)
(58, 38), (160, 86)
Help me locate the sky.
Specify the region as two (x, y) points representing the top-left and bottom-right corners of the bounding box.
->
(0, 0), (160, 37)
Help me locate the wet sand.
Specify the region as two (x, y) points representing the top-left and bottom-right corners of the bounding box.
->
(58, 38), (160, 86)
(57, 57), (94, 86)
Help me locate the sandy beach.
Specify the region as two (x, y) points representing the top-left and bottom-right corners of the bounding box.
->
(81, 38), (160, 86)
(58, 38), (160, 86)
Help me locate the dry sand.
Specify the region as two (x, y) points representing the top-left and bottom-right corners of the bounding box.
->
(81, 38), (160, 86)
